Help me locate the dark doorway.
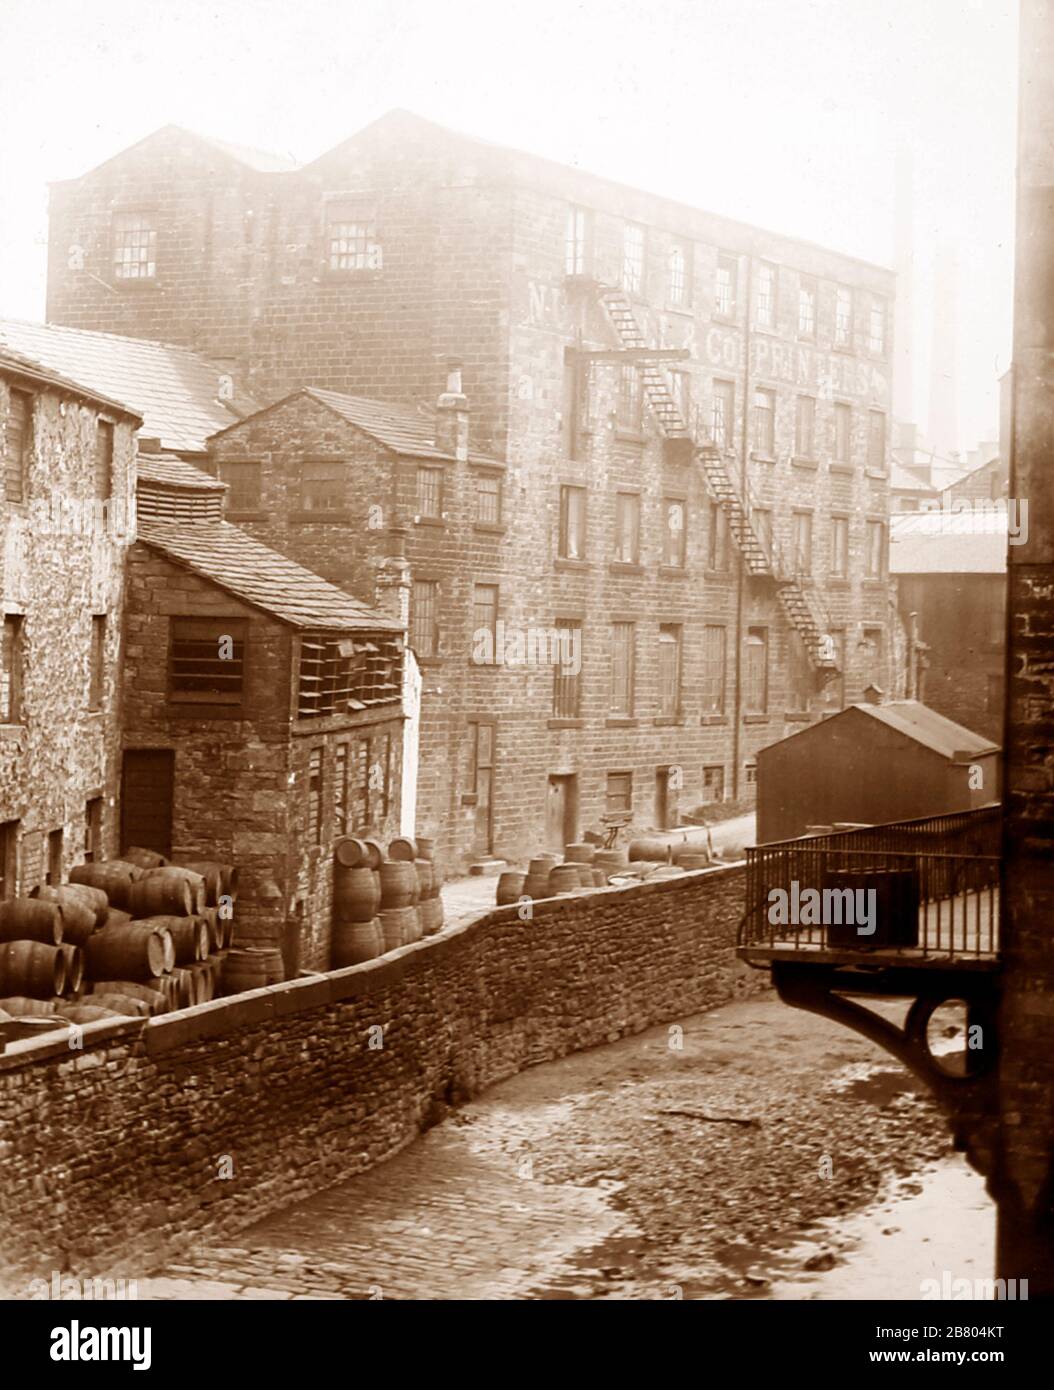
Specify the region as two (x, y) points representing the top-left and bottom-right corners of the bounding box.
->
(546, 774), (578, 851)
(121, 749), (175, 857)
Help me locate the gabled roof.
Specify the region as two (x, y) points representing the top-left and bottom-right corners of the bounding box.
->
(853, 701), (999, 760)
(136, 520), (402, 632)
(0, 346), (141, 422)
(890, 508), (1007, 574)
(759, 700), (998, 761)
(210, 385), (504, 466)
(185, 129), (300, 173)
(890, 459), (936, 494)
(0, 319), (256, 454)
(136, 454), (227, 492)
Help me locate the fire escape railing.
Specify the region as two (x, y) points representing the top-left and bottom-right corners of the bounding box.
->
(597, 286), (837, 671)
(738, 804), (1003, 961)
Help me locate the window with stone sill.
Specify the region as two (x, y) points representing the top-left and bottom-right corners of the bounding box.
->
(1, 614), (23, 723)
(4, 388), (32, 504)
(169, 617), (246, 705)
(95, 421), (114, 501)
(475, 471), (502, 526)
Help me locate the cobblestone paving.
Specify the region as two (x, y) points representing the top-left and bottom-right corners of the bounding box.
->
(142, 991), (963, 1301)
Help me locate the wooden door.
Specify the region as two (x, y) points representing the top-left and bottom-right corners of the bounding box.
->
(472, 723), (494, 854)
(121, 749), (175, 858)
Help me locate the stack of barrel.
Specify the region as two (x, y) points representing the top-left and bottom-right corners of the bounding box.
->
(496, 843), (610, 908)
(330, 833), (446, 968)
(331, 835), (384, 965)
(0, 846), (242, 1042)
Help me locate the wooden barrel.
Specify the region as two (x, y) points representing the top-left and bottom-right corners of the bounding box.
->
(199, 907), (223, 952)
(59, 944), (84, 995)
(69, 862), (136, 910)
(677, 852), (710, 870)
(0, 995), (56, 1016)
(334, 837), (368, 868)
(128, 875), (194, 919)
(496, 871), (526, 906)
(83, 924), (167, 980)
(524, 871), (550, 900)
(379, 907), (415, 952)
(136, 915), (206, 964)
(0, 899), (64, 946)
(528, 855), (558, 876)
(221, 946), (284, 996)
(426, 857), (444, 897)
(0, 942), (66, 998)
(33, 887), (99, 943)
(594, 848), (630, 871)
(379, 860), (416, 909)
(87, 991), (151, 1017)
(53, 883), (109, 928)
(592, 868), (610, 888)
(415, 836), (435, 861)
(178, 861), (225, 907)
(563, 842), (596, 864)
(134, 867), (201, 911)
(548, 864), (581, 895)
(387, 836), (417, 863)
(358, 839), (384, 871)
(122, 846), (168, 870)
(414, 859), (434, 899)
(331, 920), (382, 967)
(89, 980), (164, 1008)
(418, 897), (444, 937)
(574, 864), (595, 889)
(628, 838), (672, 863)
(333, 866), (380, 923)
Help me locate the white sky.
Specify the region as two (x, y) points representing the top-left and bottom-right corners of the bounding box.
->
(0, 0), (1018, 455)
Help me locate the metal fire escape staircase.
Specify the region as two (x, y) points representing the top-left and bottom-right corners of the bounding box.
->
(597, 287), (838, 673)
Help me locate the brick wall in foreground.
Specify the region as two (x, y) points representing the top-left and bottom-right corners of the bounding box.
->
(0, 864), (761, 1292)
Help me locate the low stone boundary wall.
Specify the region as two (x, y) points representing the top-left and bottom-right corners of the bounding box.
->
(0, 863), (762, 1291)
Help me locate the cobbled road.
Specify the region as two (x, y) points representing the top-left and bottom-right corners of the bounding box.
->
(142, 992), (963, 1300)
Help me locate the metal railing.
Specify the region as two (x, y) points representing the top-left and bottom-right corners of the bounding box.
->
(740, 805), (1002, 961)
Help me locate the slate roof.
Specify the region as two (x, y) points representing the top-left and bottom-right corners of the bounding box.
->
(0, 345), (141, 421)
(853, 700), (999, 760)
(890, 508), (1008, 574)
(187, 130), (300, 173)
(0, 319), (255, 454)
(210, 385), (504, 466)
(137, 454), (227, 492)
(890, 460), (936, 494)
(136, 520), (402, 632)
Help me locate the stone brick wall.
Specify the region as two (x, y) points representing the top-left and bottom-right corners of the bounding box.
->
(122, 542), (404, 970)
(0, 862), (762, 1292)
(897, 572), (1004, 742)
(1, 375), (136, 887)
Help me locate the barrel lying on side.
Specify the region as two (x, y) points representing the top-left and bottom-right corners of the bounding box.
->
(0, 942), (66, 999)
(69, 862), (137, 911)
(0, 899), (64, 946)
(127, 874), (194, 919)
(83, 924), (167, 981)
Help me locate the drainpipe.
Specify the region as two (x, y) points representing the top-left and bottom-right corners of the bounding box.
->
(731, 256), (754, 801)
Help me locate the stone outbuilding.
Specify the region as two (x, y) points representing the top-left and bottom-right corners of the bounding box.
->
(124, 455), (412, 973)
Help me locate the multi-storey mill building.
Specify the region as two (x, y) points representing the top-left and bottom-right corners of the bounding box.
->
(43, 111), (898, 862)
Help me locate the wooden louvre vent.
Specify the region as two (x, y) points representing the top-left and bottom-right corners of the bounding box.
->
(297, 631), (402, 719)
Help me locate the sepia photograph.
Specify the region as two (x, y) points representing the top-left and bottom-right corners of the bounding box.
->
(0, 0), (1048, 1363)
